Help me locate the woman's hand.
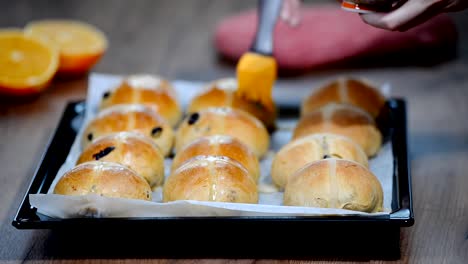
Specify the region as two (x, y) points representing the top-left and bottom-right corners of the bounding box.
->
(360, 0), (468, 31)
(279, 0), (467, 31)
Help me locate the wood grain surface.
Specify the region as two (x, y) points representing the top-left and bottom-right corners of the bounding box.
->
(1, 0), (467, 263)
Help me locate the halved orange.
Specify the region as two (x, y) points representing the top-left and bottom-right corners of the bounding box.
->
(25, 20), (108, 74)
(0, 29), (59, 96)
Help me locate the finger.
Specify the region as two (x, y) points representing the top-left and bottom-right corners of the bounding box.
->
(280, 0), (293, 21)
(360, 0), (443, 31)
(360, 1), (425, 31)
(444, 0), (468, 12)
(289, 0), (302, 26)
(359, 12), (388, 29)
(395, 4), (444, 31)
(280, 0), (302, 27)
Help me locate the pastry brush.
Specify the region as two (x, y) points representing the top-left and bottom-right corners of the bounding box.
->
(236, 0), (283, 112)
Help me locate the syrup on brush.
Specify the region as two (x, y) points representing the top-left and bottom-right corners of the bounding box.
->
(236, 0), (282, 113)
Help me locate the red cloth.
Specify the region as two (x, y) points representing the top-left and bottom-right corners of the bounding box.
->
(214, 5), (457, 70)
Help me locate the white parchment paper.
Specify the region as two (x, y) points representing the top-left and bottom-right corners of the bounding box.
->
(30, 73), (393, 218)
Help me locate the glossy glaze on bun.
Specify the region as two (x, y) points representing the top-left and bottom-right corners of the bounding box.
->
(271, 133), (368, 188)
(188, 78), (277, 131)
(175, 107), (269, 157)
(163, 156), (258, 204)
(284, 159), (383, 213)
(171, 135), (260, 182)
(77, 132), (165, 188)
(301, 77), (386, 118)
(293, 103), (382, 157)
(100, 75), (182, 126)
(81, 104), (174, 156)
(54, 161), (152, 201)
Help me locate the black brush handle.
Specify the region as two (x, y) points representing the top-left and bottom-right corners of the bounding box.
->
(251, 0), (283, 56)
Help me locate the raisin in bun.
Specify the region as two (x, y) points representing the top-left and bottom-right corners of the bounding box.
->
(171, 135), (260, 182)
(293, 103), (382, 157)
(188, 78), (277, 131)
(284, 159), (383, 213)
(301, 77), (386, 118)
(77, 132), (165, 188)
(163, 156), (258, 203)
(100, 74), (182, 126)
(82, 104), (174, 156)
(175, 107), (269, 157)
(271, 133), (368, 189)
(54, 161), (152, 201)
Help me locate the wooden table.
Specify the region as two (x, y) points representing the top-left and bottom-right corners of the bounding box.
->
(1, 0), (467, 263)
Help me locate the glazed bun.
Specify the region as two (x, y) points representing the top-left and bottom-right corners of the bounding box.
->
(100, 75), (182, 126)
(293, 103), (382, 157)
(271, 133), (368, 189)
(171, 135), (260, 182)
(54, 161), (152, 201)
(188, 78), (277, 131)
(284, 159), (383, 213)
(301, 77), (386, 118)
(163, 156), (258, 203)
(175, 107), (269, 157)
(82, 104), (174, 156)
(77, 132), (165, 188)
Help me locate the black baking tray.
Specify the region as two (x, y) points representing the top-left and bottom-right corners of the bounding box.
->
(11, 99), (414, 259)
